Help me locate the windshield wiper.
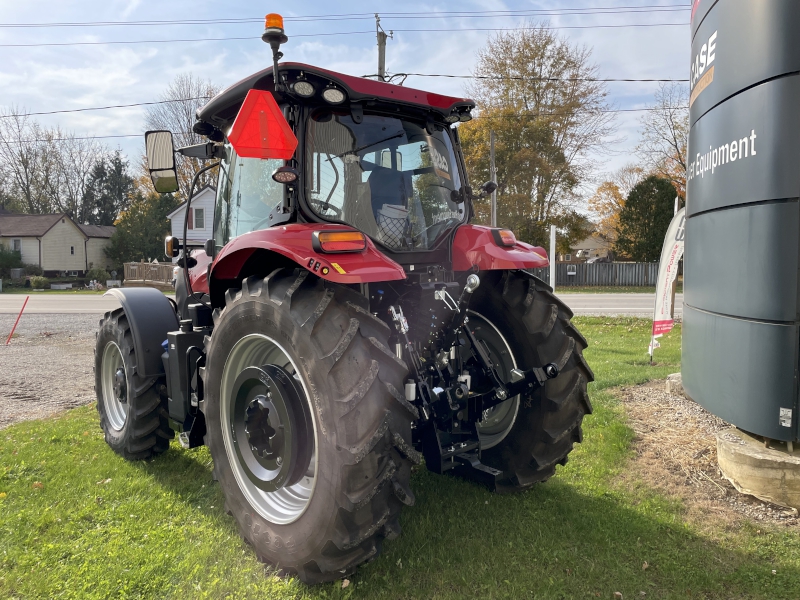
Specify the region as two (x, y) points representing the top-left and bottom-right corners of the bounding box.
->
(333, 131), (405, 158)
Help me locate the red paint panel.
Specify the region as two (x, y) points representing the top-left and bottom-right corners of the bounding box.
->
(452, 225), (549, 271)
(307, 64), (473, 111)
(228, 89), (298, 160)
(188, 250), (212, 294)
(210, 224), (406, 284)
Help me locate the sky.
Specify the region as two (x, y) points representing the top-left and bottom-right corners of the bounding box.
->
(1, 0), (691, 197)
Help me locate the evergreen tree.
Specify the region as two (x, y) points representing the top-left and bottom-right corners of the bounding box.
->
(105, 190), (178, 266)
(615, 175), (678, 262)
(83, 151), (134, 225)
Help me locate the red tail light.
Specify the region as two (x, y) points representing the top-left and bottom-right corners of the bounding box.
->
(312, 231), (367, 253)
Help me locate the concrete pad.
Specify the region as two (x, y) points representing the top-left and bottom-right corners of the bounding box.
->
(717, 428), (800, 510)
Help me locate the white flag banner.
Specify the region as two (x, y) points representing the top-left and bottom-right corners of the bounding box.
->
(650, 207), (686, 355)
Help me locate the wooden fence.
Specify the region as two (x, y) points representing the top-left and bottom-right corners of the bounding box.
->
(529, 262), (660, 287)
(123, 262), (174, 286)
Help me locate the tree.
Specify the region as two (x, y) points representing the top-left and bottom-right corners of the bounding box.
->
(636, 83), (688, 198)
(82, 151), (135, 225)
(615, 175), (677, 262)
(144, 73), (220, 199)
(459, 24), (615, 247)
(587, 164), (644, 240)
(105, 189), (179, 266)
(0, 108), (59, 214)
(50, 131), (106, 223)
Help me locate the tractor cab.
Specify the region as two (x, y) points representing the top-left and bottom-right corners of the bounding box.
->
(194, 61), (477, 258)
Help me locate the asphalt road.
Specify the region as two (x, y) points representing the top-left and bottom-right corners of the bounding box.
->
(558, 293), (684, 317)
(0, 292), (683, 317)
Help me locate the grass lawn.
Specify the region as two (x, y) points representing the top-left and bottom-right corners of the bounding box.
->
(1, 318), (798, 599)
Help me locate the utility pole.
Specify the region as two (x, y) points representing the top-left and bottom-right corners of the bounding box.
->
(490, 130), (497, 227)
(550, 225), (557, 293)
(376, 14), (393, 82)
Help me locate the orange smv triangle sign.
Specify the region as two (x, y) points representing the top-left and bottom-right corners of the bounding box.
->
(228, 89), (298, 160)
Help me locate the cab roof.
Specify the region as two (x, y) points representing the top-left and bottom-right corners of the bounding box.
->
(196, 62), (475, 129)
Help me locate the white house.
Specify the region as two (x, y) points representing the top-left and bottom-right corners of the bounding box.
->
(167, 186), (215, 262)
(0, 212), (115, 275)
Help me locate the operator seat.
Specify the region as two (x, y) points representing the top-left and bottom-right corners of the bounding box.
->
(367, 166), (411, 215)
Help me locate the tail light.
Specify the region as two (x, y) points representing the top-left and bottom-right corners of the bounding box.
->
(491, 229), (517, 247)
(312, 231), (367, 253)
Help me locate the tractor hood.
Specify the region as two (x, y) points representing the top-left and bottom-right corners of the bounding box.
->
(196, 62), (475, 130)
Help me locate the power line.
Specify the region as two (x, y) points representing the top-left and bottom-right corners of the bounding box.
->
(0, 31), (373, 47)
(0, 22), (689, 48)
(374, 73), (689, 82)
(472, 106), (689, 118)
(0, 5), (692, 28)
(0, 97), (210, 119)
(6, 106), (687, 143)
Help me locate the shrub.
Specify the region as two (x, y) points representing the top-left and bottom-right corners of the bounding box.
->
(86, 267), (111, 282)
(30, 276), (50, 289)
(24, 263), (43, 276)
(0, 246), (22, 278)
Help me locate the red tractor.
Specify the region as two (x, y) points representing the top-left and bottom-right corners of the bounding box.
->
(95, 14), (592, 584)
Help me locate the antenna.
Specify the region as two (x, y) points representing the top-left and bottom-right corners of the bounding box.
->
(375, 14), (393, 82)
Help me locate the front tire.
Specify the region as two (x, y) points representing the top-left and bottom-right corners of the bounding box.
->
(95, 308), (173, 460)
(472, 270), (594, 492)
(203, 269), (418, 584)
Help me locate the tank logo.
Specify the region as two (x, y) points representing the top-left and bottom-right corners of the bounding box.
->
(688, 129), (757, 181)
(690, 30), (717, 106)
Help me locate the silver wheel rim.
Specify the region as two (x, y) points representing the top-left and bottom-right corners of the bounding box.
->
(469, 311), (520, 450)
(100, 341), (128, 431)
(220, 334), (318, 525)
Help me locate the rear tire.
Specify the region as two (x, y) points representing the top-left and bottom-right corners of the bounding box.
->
(95, 308), (173, 460)
(203, 269), (417, 584)
(472, 270), (594, 492)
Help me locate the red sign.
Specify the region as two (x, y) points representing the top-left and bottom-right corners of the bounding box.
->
(653, 320), (674, 336)
(228, 89), (298, 160)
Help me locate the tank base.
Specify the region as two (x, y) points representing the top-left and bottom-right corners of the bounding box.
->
(717, 429), (800, 510)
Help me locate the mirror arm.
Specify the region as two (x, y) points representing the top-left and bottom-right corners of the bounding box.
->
(177, 142), (224, 160)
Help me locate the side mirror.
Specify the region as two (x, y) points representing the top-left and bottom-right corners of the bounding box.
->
(204, 239), (215, 257)
(145, 130), (179, 194)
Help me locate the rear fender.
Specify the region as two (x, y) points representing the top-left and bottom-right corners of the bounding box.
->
(208, 224), (406, 302)
(452, 224), (549, 271)
(104, 287), (179, 379)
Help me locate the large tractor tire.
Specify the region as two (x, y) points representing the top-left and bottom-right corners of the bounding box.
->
(95, 308), (173, 459)
(471, 270), (593, 492)
(203, 268), (417, 584)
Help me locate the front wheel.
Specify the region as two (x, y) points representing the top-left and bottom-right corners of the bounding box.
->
(471, 270), (594, 492)
(203, 269), (418, 584)
(95, 308), (173, 459)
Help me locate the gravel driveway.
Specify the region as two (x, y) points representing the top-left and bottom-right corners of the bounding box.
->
(0, 313), (100, 429)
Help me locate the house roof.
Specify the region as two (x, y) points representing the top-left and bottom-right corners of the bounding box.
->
(571, 234), (613, 252)
(78, 224), (116, 238)
(167, 185), (216, 219)
(0, 213), (66, 237)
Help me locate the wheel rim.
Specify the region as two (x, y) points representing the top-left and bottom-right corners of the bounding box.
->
(467, 311), (519, 450)
(220, 334), (318, 525)
(100, 341), (128, 431)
